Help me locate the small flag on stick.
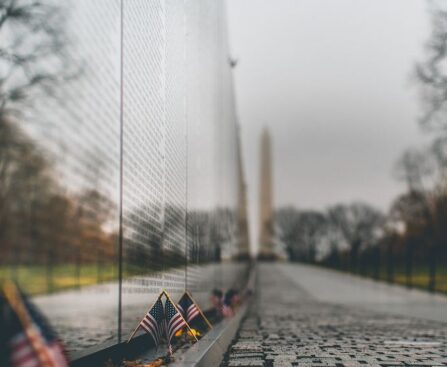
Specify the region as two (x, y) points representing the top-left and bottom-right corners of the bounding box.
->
(177, 291), (212, 330)
(163, 291), (197, 354)
(138, 298), (164, 347)
(165, 297), (186, 349)
(127, 295), (165, 345)
(127, 290), (198, 355)
(177, 293), (199, 323)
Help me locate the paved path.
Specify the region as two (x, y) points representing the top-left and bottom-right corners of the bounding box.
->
(280, 264), (447, 323)
(222, 263), (447, 367)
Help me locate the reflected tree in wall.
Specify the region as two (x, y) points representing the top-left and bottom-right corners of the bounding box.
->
(0, 0), (70, 117)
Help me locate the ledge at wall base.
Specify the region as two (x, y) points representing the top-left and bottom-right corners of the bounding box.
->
(169, 302), (249, 367)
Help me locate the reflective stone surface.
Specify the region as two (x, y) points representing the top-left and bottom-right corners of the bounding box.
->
(0, 0), (247, 356)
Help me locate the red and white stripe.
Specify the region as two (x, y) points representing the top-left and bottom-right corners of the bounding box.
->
(176, 304), (185, 315)
(140, 313), (160, 345)
(9, 332), (40, 367)
(167, 313), (186, 341)
(187, 304), (199, 322)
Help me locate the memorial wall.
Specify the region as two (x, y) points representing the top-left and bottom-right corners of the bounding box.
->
(0, 0), (248, 357)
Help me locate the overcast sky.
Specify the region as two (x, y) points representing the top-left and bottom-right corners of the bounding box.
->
(226, 0), (432, 253)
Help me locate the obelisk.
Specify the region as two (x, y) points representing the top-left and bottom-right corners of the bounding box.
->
(258, 127), (274, 259)
(236, 125), (250, 260)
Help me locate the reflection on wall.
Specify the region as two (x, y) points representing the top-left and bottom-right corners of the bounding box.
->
(0, 0), (248, 356)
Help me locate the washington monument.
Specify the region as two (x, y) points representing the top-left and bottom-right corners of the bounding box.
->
(258, 127), (275, 259)
(236, 125), (250, 259)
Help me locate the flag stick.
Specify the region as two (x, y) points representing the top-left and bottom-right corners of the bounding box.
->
(2, 282), (54, 366)
(127, 292), (163, 343)
(186, 290), (213, 330)
(162, 290), (198, 342)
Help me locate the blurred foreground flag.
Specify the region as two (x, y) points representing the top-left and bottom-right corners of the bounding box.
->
(0, 282), (68, 367)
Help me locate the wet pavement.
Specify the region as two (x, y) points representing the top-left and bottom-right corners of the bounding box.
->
(222, 263), (447, 367)
(279, 264), (447, 323)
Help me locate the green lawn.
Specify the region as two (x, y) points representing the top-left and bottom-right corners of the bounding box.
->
(391, 269), (447, 293)
(394, 274), (447, 293)
(0, 264), (117, 295)
(0, 263), (167, 296)
(361, 265), (447, 294)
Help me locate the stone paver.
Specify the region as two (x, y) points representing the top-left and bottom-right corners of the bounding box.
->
(221, 264), (447, 367)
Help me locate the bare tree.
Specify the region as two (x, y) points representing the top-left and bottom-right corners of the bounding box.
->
(296, 210), (327, 263)
(390, 191), (429, 231)
(275, 207), (300, 260)
(0, 0), (69, 118)
(275, 207), (327, 262)
(0, 119), (54, 259)
(393, 145), (447, 290)
(415, 3), (447, 130)
(394, 148), (434, 192)
(328, 202), (384, 273)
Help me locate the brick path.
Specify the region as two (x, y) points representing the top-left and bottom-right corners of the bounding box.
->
(222, 263), (447, 367)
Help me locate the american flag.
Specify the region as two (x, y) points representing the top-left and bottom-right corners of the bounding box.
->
(0, 286), (68, 367)
(138, 298), (164, 346)
(164, 297), (186, 351)
(177, 293), (199, 324)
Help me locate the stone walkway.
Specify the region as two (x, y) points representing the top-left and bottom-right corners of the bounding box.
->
(221, 263), (447, 367)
